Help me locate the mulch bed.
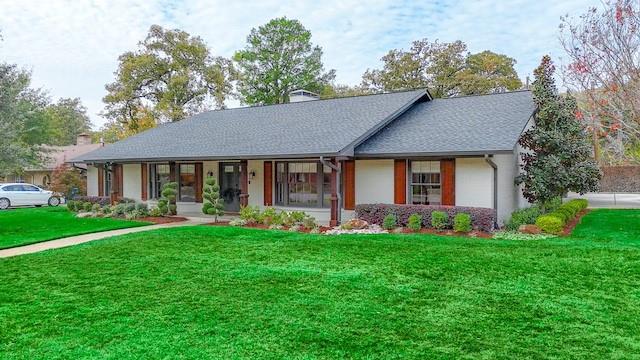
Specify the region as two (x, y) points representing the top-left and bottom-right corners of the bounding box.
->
(138, 216), (189, 224)
(561, 209), (590, 236)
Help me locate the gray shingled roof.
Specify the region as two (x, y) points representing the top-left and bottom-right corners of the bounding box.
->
(355, 90), (535, 156)
(79, 89), (427, 162)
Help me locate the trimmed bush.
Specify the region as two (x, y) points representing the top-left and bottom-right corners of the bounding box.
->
(505, 206), (542, 231)
(239, 205), (261, 222)
(382, 213), (397, 230)
(66, 200), (77, 212)
(355, 204), (495, 232)
(453, 213), (472, 233)
(536, 214), (564, 234)
(82, 202), (93, 212)
(158, 182), (178, 216)
(407, 213), (422, 232)
(431, 211), (448, 230)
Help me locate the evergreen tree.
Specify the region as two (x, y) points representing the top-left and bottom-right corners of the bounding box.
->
(516, 56), (600, 207)
(202, 176), (224, 221)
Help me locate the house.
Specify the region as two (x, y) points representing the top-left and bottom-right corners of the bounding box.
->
(76, 89), (535, 225)
(3, 134), (103, 188)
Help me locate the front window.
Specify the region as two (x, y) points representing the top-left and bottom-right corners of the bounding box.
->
(410, 161), (441, 205)
(179, 164), (196, 202)
(149, 164), (170, 199)
(275, 161), (332, 208)
(105, 169), (112, 195)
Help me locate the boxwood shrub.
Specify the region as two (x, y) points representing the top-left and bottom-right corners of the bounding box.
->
(535, 214), (564, 234)
(534, 199), (589, 234)
(355, 204), (496, 232)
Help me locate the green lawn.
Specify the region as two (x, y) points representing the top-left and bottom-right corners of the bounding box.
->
(1, 209), (640, 358)
(0, 207), (150, 249)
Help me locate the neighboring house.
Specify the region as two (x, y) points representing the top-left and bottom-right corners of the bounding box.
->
(3, 134), (103, 188)
(75, 89), (536, 225)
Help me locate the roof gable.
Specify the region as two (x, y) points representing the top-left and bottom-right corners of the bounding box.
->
(355, 90), (535, 156)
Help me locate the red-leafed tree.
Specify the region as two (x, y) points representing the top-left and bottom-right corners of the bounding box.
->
(50, 164), (86, 199)
(560, 0), (640, 163)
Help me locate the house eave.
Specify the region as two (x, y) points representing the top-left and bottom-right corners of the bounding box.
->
(354, 149), (514, 159)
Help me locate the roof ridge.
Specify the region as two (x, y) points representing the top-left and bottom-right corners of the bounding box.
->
(433, 89), (532, 100)
(194, 88), (427, 115)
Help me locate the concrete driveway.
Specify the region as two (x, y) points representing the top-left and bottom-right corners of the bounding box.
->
(566, 192), (640, 208)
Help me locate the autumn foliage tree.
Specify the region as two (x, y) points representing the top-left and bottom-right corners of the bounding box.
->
(560, 0), (640, 163)
(50, 164), (86, 198)
(516, 56), (600, 207)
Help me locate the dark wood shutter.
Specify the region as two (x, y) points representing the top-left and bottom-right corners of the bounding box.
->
(342, 160), (355, 210)
(263, 161), (273, 206)
(141, 164), (148, 201)
(441, 159), (456, 206)
(110, 164), (123, 204)
(98, 166), (104, 197)
(195, 162), (203, 203)
(394, 159), (407, 204)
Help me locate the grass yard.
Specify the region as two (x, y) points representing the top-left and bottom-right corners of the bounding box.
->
(0, 207), (150, 249)
(1, 209), (640, 358)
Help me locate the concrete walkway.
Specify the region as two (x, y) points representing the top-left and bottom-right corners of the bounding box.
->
(0, 218), (206, 259)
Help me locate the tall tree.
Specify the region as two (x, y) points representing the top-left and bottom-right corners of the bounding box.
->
(94, 106), (156, 144)
(515, 56), (600, 207)
(45, 98), (92, 145)
(362, 39), (522, 98)
(456, 51), (523, 95)
(560, 0), (640, 163)
(234, 17), (336, 105)
(319, 83), (373, 99)
(104, 25), (234, 128)
(0, 63), (46, 176)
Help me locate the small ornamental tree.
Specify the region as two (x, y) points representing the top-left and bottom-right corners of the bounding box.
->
(515, 56), (600, 209)
(158, 182), (177, 216)
(50, 164), (86, 198)
(202, 176), (224, 221)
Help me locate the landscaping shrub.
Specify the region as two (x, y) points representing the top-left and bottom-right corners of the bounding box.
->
(202, 177), (224, 220)
(118, 198), (136, 204)
(407, 213), (422, 232)
(149, 207), (162, 217)
(112, 204), (126, 216)
(431, 211), (449, 230)
(82, 202), (93, 212)
(453, 213), (472, 233)
(302, 216), (317, 230)
(505, 206), (542, 231)
(66, 200), (77, 212)
(92, 203), (101, 213)
(72, 196), (110, 206)
(239, 205), (261, 223)
(355, 204), (495, 232)
(382, 213), (397, 230)
(536, 214), (564, 234)
(158, 182), (177, 216)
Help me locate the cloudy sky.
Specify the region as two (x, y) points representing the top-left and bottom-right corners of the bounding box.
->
(1, 0), (598, 128)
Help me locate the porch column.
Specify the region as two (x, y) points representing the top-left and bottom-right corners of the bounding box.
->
(239, 160), (249, 207)
(330, 158), (339, 227)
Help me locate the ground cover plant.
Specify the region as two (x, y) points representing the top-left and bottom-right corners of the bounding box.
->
(0, 207), (149, 249)
(0, 209), (639, 358)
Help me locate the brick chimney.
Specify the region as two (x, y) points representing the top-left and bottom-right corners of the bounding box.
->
(76, 133), (92, 146)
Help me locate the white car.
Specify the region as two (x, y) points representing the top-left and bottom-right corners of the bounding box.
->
(0, 183), (61, 210)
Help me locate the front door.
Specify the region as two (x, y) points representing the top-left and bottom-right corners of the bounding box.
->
(219, 163), (241, 212)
